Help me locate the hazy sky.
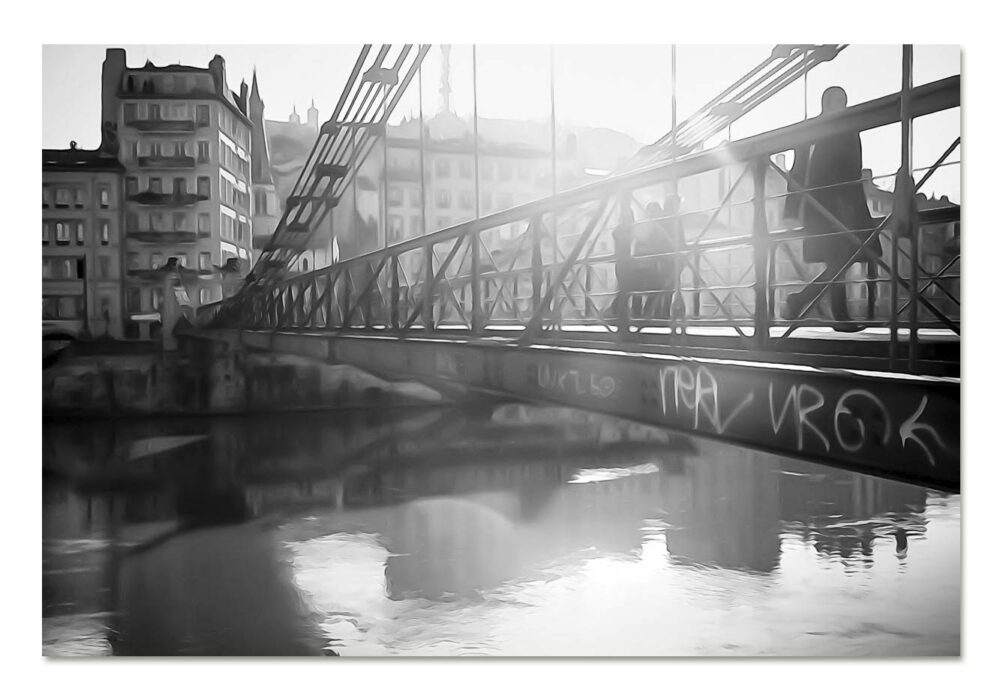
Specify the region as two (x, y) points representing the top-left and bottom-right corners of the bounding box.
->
(42, 44), (960, 198)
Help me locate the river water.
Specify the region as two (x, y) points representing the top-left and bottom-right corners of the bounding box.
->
(42, 404), (961, 657)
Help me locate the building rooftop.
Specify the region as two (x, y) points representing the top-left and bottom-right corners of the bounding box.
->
(42, 145), (125, 172)
(108, 49), (251, 126)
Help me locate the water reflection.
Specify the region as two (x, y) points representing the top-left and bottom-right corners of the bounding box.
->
(43, 404), (960, 656)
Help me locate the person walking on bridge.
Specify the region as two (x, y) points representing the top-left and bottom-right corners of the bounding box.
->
(635, 198), (686, 320)
(782, 86), (881, 331)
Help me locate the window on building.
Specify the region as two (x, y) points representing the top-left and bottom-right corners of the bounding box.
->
(172, 141), (185, 157)
(388, 215), (404, 243)
(74, 188), (85, 208)
(199, 288), (213, 304)
(126, 212), (139, 231)
(151, 288), (163, 311)
(435, 190), (452, 209)
(198, 214), (211, 237)
(197, 140), (210, 163)
(150, 177), (162, 194)
(459, 191), (474, 210)
(196, 104), (210, 127)
(98, 186), (110, 209)
(42, 222), (50, 245)
(174, 253), (188, 267)
(149, 104), (161, 121)
(57, 296), (83, 319)
(98, 255), (111, 279)
(150, 212), (164, 231)
(459, 160), (473, 179)
(499, 163), (512, 181)
(173, 177), (186, 195)
(151, 253), (163, 269)
(199, 252), (212, 271)
(55, 222), (70, 245)
(171, 213), (186, 230)
(127, 252), (140, 270)
(151, 142), (163, 158)
(100, 221), (110, 245)
(55, 188), (71, 208)
(126, 288), (141, 313)
(481, 192), (493, 212)
(197, 176), (210, 198)
(125, 177), (138, 197)
(388, 186), (404, 206)
(435, 159), (451, 178)
(127, 141), (138, 161)
(48, 259), (74, 280)
(124, 103), (138, 122)
(75, 222), (85, 245)
(410, 215), (422, 236)
(42, 188), (50, 208)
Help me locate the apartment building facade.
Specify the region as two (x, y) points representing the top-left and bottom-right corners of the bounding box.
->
(42, 147), (126, 338)
(98, 49), (254, 338)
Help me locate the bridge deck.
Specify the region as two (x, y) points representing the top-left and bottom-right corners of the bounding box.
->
(186, 328), (959, 493)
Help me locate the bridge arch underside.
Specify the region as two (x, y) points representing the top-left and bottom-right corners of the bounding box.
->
(234, 330), (958, 493)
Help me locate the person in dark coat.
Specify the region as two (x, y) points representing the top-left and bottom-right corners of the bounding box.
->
(783, 86), (882, 329)
(610, 206), (642, 323)
(635, 198), (686, 319)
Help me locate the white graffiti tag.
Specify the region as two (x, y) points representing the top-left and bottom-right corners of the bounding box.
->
(899, 395), (948, 467)
(768, 383), (831, 453)
(834, 389), (892, 453)
(659, 365), (755, 435)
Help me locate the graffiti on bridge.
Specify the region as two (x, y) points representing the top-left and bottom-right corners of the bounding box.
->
(657, 364), (951, 468)
(536, 363), (617, 400)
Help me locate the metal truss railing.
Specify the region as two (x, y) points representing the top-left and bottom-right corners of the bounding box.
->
(249, 44), (431, 281)
(208, 75), (960, 375)
(621, 44), (847, 173)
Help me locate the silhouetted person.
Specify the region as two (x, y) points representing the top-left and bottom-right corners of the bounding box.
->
(783, 86), (881, 331)
(610, 206), (642, 325)
(635, 198), (686, 320)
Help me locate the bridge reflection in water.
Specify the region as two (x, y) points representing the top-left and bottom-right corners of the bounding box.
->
(42, 405), (959, 656)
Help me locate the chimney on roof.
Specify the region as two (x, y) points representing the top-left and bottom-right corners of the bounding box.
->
(70, 141), (78, 150)
(239, 79), (249, 114)
(208, 54), (227, 96)
(290, 105), (301, 125)
(100, 48), (126, 157)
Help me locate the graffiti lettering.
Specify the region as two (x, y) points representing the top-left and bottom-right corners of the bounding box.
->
(899, 395), (947, 467)
(768, 383), (831, 453)
(834, 389), (891, 453)
(659, 365), (754, 436)
(537, 363), (616, 399)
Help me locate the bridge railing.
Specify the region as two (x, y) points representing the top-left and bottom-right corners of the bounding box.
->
(211, 76), (959, 375)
